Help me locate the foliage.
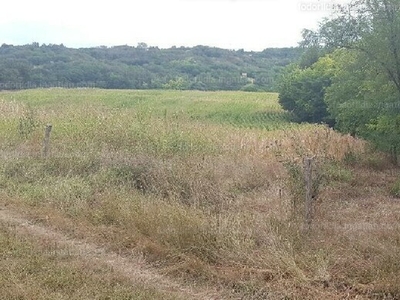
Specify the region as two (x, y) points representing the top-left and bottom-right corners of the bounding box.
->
(18, 104), (39, 138)
(280, 0), (400, 158)
(320, 0), (400, 157)
(278, 56), (335, 125)
(0, 43), (303, 92)
(390, 179), (400, 198)
(240, 83), (258, 92)
(162, 77), (188, 90)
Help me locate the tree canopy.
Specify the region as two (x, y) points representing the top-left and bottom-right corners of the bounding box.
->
(0, 43), (303, 92)
(278, 0), (400, 159)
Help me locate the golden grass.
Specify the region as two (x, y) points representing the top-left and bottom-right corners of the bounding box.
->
(0, 89), (399, 299)
(0, 221), (183, 300)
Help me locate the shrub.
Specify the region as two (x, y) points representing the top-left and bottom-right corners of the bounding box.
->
(390, 179), (400, 198)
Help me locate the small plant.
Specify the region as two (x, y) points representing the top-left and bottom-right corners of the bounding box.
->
(18, 104), (39, 138)
(283, 161), (304, 210)
(343, 150), (359, 166)
(323, 161), (353, 183)
(107, 163), (151, 192)
(390, 179), (400, 198)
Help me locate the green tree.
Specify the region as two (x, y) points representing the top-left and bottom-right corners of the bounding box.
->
(162, 77), (188, 90)
(282, 0), (400, 159)
(325, 48), (400, 154)
(320, 0), (400, 158)
(278, 56), (335, 125)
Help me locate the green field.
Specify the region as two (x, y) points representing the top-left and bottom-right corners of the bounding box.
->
(1, 89), (399, 299)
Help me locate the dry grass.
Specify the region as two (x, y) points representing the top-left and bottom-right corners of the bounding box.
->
(0, 221), (183, 300)
(0, 89), (399, 299)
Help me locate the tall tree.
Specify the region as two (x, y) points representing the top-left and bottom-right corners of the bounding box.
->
(309, 0), (400, 96)
(278, 56), (335, 125)
(279, 0), (400, 158)
(320, 0), (400, 157)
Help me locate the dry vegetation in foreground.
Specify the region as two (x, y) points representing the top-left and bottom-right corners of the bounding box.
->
(0, 219), (186, 300)
(0, 89), (400, 299)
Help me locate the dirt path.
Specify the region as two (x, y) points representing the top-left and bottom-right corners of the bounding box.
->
(0, 207), (229, 300)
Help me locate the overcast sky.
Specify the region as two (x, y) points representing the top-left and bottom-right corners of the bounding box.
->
(0, 0), (345, 51)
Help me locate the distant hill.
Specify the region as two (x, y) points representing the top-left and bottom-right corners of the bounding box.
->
(0, 43), (303, 91)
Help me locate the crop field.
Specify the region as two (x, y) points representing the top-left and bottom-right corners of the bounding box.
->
(1, 88), (400, 299)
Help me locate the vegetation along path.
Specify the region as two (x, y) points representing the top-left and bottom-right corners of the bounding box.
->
(0, 207), (229, 300)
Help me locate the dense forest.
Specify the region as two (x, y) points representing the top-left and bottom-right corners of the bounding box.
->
(0, 43), (303, 91)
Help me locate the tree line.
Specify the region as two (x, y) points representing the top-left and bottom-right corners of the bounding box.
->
(278, 0), (400, 160)
(0, 43), (302, 92)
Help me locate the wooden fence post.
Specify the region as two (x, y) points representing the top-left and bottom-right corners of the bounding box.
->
(43, 124), (52, 158)
(304, 157), (314, 231)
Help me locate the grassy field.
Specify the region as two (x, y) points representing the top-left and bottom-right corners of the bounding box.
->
(1, 88), (400, 299)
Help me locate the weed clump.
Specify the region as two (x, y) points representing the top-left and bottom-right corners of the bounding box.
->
(390, 179), (400, 198)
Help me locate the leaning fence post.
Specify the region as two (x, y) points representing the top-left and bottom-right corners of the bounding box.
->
(304, 157), (314, 231)
(43, 124), (52, 158)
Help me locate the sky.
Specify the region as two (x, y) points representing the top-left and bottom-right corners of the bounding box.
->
(0, 0), (345, 51)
